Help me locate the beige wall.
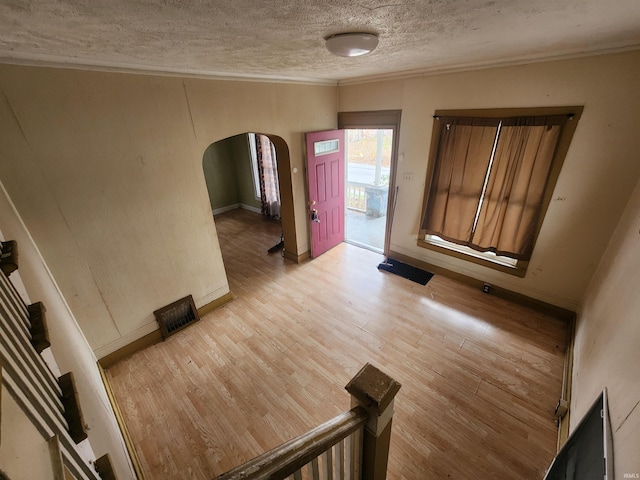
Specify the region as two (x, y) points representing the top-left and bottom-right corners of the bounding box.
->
(0, 65), (336, 357)
(202, 136), (239, 210)
(202, 134), (263, 212)
(338, 50), (640, 310)
(0, 181), (135, 479)
(572, 174), (640, 476)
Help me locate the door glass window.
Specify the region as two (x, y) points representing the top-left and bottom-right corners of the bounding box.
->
(314, 139), (340, 156)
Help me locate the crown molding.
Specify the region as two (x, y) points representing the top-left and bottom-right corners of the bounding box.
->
(337, 43), (640, 86)
(0, 52), (338, 86)
(2, 42), (639, 88)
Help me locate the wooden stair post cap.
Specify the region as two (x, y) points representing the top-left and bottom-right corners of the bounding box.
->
(345, 363), (401, 415)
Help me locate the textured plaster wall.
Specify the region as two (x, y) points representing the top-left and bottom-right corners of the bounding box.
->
(202, 134), (262, 212)
(0, 64), (336, 357)
(202, 137), (239, 210)
(572, 175), (640, 477)
(0, 181), (135, 479)
(338, 50), (640, 310)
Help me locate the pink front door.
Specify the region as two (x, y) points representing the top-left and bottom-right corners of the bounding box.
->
(305, 130), (345, 258)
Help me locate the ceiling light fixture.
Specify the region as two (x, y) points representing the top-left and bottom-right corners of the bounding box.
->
(325, 32), (379, 57)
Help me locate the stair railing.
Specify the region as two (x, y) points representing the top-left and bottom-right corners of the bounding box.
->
(217, 363), (401, 480)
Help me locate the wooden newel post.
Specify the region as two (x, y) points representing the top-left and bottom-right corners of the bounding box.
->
(345, 363), (401, 480)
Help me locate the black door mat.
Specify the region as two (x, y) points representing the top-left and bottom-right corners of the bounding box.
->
(377, 258), (434, 285)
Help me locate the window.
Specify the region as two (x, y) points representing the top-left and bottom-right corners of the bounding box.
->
(419, 107), (582, 276)
(313, 139), (340, 156)
(247, 133), (261, 199)
(425, 234), (519, 268)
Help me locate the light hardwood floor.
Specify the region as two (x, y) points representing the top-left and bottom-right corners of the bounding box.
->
(107, 209), (569, 479)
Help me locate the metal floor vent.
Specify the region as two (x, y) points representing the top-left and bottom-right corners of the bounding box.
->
(153, 295), (200, 339)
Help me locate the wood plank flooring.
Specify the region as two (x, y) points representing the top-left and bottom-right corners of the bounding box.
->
(106, 208), (568, 479)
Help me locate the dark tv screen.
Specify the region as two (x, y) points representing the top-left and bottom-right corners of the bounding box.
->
(544, 390), (612, 480)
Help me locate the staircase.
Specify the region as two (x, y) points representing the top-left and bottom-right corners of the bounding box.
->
(0, 239), (114, 479)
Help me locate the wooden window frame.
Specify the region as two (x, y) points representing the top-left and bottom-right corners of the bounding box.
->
(418, 106), (583, 277)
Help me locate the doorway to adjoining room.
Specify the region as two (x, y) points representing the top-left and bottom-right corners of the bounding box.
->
(344, 128), (393, 253)
(202, 133), (285, 261)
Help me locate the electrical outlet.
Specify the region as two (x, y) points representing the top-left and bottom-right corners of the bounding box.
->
(482, 283), (492, 294)
(403, 172), (413, 182)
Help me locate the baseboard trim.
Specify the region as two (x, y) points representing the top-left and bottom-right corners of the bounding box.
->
(388, 250), (576, 321)
(98, 330), (163, 369)
(98, 364), (145, 480)
(557, 315), (576, 450)
(98, 292), (234, 368)
(196, 291), (234, 317)
(239, 203), (262, 215)
(212, 203), (240, 216)
(212, 203), (262, 216)
(284, 249), (310, 263)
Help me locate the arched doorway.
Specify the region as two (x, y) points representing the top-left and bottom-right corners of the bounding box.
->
(201, 132), (297, 260)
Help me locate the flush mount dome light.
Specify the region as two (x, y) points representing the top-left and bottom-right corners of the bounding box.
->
(325, 32), (379, 57)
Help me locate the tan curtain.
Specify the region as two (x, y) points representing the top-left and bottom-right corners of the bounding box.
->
(470, 116), (565, 260)
(421, 117), (499, 245)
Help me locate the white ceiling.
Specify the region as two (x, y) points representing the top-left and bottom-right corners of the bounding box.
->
(1, 0), (639, 84)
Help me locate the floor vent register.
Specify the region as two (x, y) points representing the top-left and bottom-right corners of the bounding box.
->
(153, 294), (200, 339)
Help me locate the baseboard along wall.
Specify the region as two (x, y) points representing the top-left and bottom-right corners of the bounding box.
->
(98, 291), (234, 368)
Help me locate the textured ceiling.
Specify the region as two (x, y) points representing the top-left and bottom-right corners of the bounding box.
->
(1, 0), (640, 83)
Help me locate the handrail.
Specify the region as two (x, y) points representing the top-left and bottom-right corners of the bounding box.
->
(216, 363), (401, 480)
(346, 180), (371, 188)
(216, 406), (368, 480)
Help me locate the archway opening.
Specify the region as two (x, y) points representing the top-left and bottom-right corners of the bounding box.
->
(201, 132), (297, 271)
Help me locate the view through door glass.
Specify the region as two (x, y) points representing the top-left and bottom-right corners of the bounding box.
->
(345, 129), (392, 252)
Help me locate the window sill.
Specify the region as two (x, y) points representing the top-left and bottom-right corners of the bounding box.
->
(417, 238), (528, 278)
